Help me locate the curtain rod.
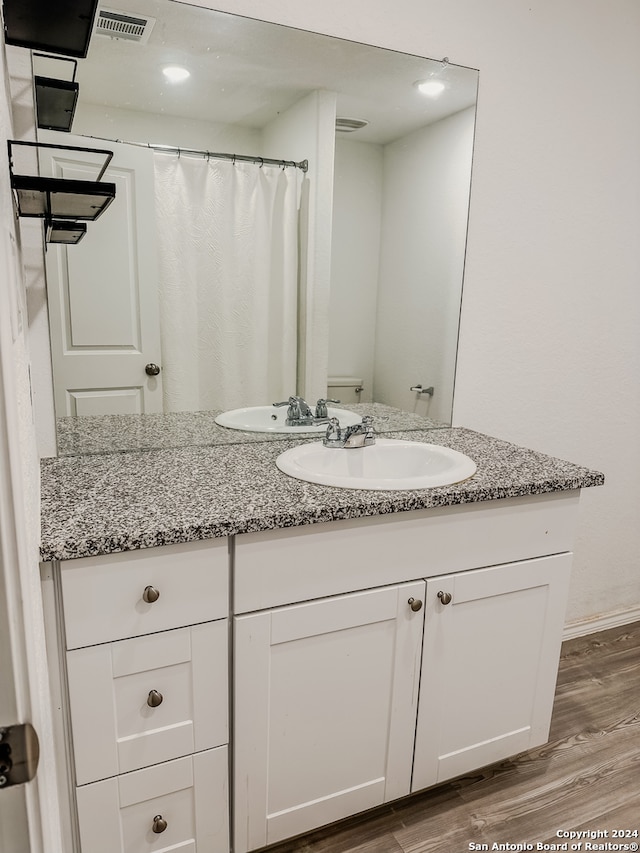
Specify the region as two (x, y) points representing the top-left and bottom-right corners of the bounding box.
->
(76, 133), (309, 173)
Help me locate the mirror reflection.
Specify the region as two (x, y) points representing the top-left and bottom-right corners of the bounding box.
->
(38, 1), (478, 454)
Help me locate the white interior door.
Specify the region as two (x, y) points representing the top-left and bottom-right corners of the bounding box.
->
(40, 132), (163, 417)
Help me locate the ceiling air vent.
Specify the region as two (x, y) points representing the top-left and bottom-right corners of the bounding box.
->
(94, 8), (156, 44)
(335, 117), (369, 133)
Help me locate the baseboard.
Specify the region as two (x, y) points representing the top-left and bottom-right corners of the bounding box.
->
(563, 606), (640, 641)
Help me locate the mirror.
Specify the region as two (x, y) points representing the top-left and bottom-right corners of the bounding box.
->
(38, 1), (478, 455)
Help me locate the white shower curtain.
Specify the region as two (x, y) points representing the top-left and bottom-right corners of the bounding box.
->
(154, 153), (300, 412)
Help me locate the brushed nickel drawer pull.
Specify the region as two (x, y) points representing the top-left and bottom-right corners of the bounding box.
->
(142, 585), (160, 604)
(408, 597), (423, 612)
(152, 814), (167, 833)
(147, 690), (163, 708)
(437, 590), (452, 605)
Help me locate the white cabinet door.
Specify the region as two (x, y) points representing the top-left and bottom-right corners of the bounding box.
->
(412, 554), (572, 792)
(75, 747), (228, 853)
(234, 581), (426, 853)
(67, 621), (228, 785)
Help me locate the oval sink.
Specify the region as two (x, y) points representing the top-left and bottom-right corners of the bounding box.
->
(215, 405), (362, 434)
(276, 439), (477, 490)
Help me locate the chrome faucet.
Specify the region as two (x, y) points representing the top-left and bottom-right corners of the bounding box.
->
(273, 396), (333, 427)
(323, 416), (375, 449)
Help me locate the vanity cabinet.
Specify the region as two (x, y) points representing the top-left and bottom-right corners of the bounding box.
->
(233, 493), (578, 853)
(41, 489), (581, 853)
(42, 539), (230, 853)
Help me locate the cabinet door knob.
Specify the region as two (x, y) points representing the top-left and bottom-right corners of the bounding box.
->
(437, 590), (452, 605)
(147, 690), (163, 708)
(152, 815), (168, 834)
(408, 597), (423, 612)
(142, 585), (160, 603)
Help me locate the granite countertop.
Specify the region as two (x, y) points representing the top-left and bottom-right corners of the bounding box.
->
(55, 403), (446, 456)
(40, 427), (604, 562)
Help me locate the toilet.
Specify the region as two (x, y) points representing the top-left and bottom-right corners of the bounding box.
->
(327, 376), (364, 405)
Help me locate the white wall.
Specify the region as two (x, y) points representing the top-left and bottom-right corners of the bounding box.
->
(374, 106), (475, 423)
(74, 102), (261, 152)
(262, 90), (337, 401)
(7, 49), (57, 457)
(329, 137), (383, 400)
(329, 107), (474, 421)
(192, 0), (640, 631)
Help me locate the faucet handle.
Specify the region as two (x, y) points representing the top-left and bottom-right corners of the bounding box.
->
(360, 415), (374, 434)
(315, 398), (340, 418)
(323, 417), (342, 444)
(274, 396), (303, 415)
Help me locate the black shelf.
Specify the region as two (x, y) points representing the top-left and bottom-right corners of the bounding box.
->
(35, 76), (79, 132)
(34, 55), (80, 133)
(8, 140), (116, 245)
(46, 220), (87, 245)
(3, 0), (99, 58)
(11, 174), (116, 221)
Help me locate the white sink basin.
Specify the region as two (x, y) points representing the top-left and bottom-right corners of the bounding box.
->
(215, 405), (362, 434)
(276, 438), (477, 490)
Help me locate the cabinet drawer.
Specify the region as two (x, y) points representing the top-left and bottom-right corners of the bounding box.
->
(75, 746), (229, 853)
(67, 621), (228, 785)
(60, 539), (228, 649)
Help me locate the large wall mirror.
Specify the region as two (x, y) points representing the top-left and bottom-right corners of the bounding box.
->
(38, 0), (478, 453)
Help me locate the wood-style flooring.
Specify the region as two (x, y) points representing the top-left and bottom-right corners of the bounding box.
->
(260, 621), (640, 853)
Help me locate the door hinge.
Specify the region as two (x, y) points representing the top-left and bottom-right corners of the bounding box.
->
(0, 723), (39, 788)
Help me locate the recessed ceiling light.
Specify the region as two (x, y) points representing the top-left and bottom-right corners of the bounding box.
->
(415, 80), (445, 97)
(163, 66), (190, 83)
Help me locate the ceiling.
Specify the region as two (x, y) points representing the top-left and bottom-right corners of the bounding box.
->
(58, 0), (479, 146)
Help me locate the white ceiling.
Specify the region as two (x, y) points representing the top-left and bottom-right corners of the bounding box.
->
(68, 0), (478, 146)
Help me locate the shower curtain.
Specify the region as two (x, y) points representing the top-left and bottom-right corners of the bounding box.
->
(153, 153), (300, 412)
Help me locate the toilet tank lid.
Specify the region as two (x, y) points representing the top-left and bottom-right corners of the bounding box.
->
(327, 376), (363, 387)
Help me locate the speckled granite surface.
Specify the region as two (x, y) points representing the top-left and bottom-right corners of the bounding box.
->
(55, 404), (446, 456)
(40, 427), (604, 562)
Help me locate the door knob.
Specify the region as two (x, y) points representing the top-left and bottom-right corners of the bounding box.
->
(145, 363), (161, 376)
(408, 597), (423, 612)
(437, 590), (452, 605)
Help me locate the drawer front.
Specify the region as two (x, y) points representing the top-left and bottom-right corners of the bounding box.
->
(75, 747), (229, 853)
(67, 621), (228, 785)
(61, 539), (228, 649)
(234, 491), (580, 613)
